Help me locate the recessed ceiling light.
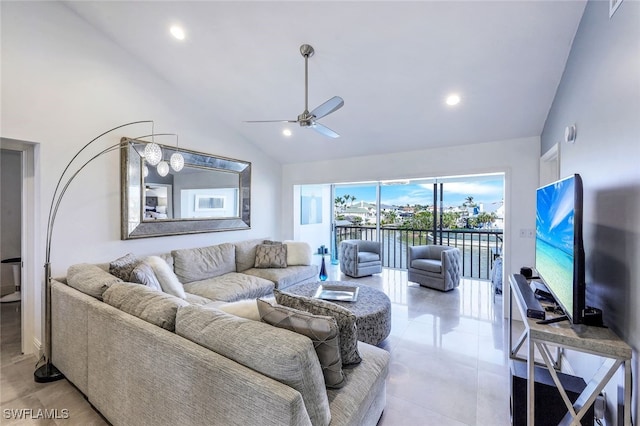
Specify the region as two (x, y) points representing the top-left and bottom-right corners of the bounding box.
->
(283, 129), (292, 137)
(446, 94), (461, 106)
(170, 25), (185, 40)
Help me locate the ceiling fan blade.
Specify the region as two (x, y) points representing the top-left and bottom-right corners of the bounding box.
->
(310, 96), (344, 120)
(311, 122), (340, 138)
(243, 119), (297, 123)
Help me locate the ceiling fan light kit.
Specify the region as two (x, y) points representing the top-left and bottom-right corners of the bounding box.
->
(244, 44), (343, 138)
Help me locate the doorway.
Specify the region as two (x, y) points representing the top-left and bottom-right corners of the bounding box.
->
(1, 139), (39, 356)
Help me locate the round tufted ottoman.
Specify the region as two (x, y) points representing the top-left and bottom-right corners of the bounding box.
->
(285, 281), (391, 346)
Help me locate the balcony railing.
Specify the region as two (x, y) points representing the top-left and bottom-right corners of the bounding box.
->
(335, 225), (503, 280)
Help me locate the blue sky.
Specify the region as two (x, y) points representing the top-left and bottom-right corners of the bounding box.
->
(335, 176), (504, 208)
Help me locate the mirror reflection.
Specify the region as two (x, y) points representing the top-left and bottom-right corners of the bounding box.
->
(144, 163), (240, 220)
(121, 137), (251, 239)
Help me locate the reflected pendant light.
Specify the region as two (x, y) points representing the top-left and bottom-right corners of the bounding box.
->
(170, 152), (184, 172)
(157, 160), (170, 177)
(170, 135), (184, 172)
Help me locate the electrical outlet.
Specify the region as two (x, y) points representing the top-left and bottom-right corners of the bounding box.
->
(519, 229), (535, 238)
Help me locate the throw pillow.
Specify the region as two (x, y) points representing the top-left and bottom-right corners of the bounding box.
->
(129, 260), (162, 292)
(146, 256), (186, 299)
(254, 244), (287, 269)
(274, 289), (362, 365)
(283, 241), (312, 266)
(258, 299), (345, 388)
(109, 253), (140, 281)
(234, 238), (268, 272)
(218, 299), (261, 321)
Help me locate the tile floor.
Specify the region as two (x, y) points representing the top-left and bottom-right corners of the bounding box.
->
(1, 266), (511, 425)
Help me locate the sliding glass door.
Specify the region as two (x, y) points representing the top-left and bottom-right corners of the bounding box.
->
(330, 173), (504, 279)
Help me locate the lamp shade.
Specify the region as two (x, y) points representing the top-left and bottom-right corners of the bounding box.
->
(144, 142), (162, 166)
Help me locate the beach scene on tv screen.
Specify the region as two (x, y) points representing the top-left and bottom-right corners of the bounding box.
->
(535, 178), (575, 316)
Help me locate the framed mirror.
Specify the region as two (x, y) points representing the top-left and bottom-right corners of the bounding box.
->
(120, 137), (251, 239)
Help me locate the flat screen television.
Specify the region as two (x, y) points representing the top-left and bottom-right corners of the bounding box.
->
(535, 174), (585, 324)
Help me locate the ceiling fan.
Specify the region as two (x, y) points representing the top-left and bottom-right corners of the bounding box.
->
(244, 44), (344, 138)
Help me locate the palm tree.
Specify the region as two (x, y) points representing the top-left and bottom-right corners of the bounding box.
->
(463, 196), (475, 207)
(476, 212), (497, 228)
(381, 210), (398, 226)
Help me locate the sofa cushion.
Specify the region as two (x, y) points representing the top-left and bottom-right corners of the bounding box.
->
(67, 263), (122, 300)
(411, 258), (442, 273)
(326, 342), (390, 425)
(258, 299), (345, 389)
(275, 290), (362, 365)
(284, 241), (312, 266)
(176, 305), (331, 426)
(172, 243), (236, 283)
(109, 253), (140, 281)
(103, 282), (189, 331)
(234, 238), (268, 272)
(358, 251), (381, 263)
(182, 272), (274, 302)
(242, 265), (317, 290)
(254, 244), (288, 268)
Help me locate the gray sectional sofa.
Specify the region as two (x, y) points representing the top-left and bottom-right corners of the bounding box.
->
(51, 238), (390, 426)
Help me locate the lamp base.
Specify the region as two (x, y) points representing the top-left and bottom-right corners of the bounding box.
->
(34, 363), (64, 383)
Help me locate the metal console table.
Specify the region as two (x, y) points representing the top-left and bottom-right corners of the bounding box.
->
(508, 274), (632, 426)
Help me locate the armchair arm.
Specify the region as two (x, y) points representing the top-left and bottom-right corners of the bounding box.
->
(339, 242), (358, 275)
(441, 248), (461, 276)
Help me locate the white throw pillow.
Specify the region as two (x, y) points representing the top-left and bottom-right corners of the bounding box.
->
(218, 299), (261, 321)
(146, 256), (186, 299)
(283, 241), (312, 266)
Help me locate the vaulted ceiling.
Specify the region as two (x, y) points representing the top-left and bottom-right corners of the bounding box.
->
(65, 1), (586, 164)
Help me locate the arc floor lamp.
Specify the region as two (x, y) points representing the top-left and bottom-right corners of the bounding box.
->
(34, 120), (180, 382)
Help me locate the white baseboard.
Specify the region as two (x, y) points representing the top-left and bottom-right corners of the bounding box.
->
(32, 337), (42, 359)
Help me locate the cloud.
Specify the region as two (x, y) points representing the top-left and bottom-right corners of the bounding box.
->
(418, 181), (501, 197)
(336, 179), (504, 207)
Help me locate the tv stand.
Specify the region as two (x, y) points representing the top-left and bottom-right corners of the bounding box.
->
(508, 274), (632, 425)
(536, 315), (568, 325)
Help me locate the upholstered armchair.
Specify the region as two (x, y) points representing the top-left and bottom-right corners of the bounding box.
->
(407, 245), (461, 291)
(339, 239), (382, 278)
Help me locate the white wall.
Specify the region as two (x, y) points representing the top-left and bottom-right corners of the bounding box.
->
(541, 0), (639, 422)
(283, 136), (541, 290)
(293, 184), (333, 264)
(1, 2), (281, 353)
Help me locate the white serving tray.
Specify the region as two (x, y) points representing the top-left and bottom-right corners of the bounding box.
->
(313, 285), (359, 302)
